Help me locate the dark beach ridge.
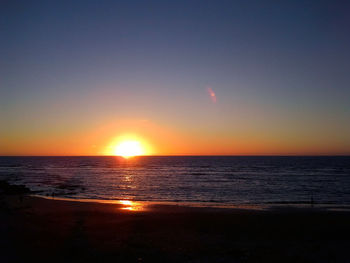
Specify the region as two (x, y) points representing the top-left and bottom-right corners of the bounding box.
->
(1, 181), (350, 263)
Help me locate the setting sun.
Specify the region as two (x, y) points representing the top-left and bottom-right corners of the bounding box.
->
(104, 134), (153, 157)
(114, 140), (144, 158)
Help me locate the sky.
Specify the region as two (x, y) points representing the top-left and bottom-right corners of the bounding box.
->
(1, 0), (350, 155)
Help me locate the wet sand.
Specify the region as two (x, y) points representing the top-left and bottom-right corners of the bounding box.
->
(1, 194), (350, 263)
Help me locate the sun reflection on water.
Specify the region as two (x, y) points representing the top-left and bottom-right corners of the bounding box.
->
(119, 200), (144, 211)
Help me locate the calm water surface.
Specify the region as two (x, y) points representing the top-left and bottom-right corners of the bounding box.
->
(0, 156), (349, 206)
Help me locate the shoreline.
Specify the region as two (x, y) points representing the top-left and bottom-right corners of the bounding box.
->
(32, 194), (350, 212)
(2, 179), (346, 213)
(32, 194), (267, 212)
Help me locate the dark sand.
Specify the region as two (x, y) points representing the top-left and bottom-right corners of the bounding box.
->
(1, 194), (350, 263)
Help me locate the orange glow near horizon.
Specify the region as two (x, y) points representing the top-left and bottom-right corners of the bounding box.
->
(1, 117), (349, 156)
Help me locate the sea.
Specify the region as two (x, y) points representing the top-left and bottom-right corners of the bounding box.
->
(0, 156), (349, 207)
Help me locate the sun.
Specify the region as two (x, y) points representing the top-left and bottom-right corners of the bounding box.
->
(105, 134), (152, 158)
(113, 140), (144, 158)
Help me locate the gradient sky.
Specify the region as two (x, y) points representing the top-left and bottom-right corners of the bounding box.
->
(1, 0), (350, 155)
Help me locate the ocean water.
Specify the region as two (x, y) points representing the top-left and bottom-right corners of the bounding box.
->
(0, 156), (349, 206)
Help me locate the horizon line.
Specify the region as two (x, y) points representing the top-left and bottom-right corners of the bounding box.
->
(1, 154), (349, 157)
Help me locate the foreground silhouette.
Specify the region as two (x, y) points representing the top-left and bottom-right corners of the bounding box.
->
(1, 192), (350, 263)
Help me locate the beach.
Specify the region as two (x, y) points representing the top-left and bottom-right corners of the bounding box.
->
(1, 192), (350, 263)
